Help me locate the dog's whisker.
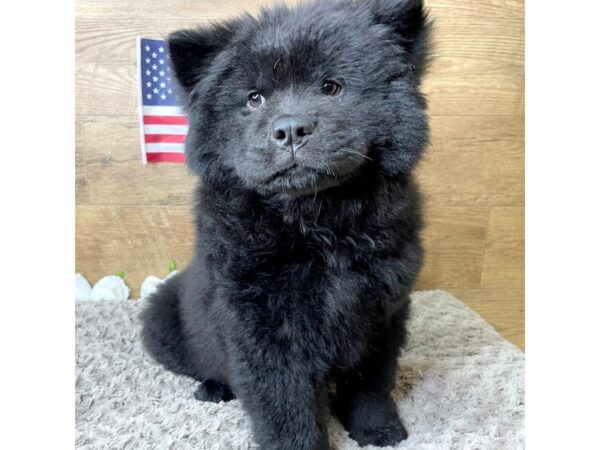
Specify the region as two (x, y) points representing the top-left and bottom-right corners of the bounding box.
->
(338, 148), (373, 161)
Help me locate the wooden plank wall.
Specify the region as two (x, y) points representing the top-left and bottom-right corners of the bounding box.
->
(75, 0), (524, 349)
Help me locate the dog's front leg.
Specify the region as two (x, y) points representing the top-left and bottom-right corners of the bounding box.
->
(229, 344), (330, 450)
(332, 308), (409, 447)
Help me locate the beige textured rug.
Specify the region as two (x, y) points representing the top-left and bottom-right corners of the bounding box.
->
(75, 290), (524, 449)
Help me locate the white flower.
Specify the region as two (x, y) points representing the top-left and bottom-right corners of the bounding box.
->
(75, 273), (92, 301)
(89, 275), (130, 301)
(140, 275), (164, 299)
(140, 271), (179, 300)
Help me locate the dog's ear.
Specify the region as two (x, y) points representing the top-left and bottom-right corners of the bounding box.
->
(370, 0), (431, 73)
(167, 24), (235, 93)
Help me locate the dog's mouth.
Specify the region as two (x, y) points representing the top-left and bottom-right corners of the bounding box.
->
(263, 163), (300, 184)
(264, 163), (338, 185)
(260, 163), (354, 196)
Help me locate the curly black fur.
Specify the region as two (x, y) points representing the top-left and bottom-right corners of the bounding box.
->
(141, 1), (430, 448)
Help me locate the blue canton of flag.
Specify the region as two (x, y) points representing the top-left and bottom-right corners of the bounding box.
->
(141, 38), (178, 106)
(137, 37), (188, 163)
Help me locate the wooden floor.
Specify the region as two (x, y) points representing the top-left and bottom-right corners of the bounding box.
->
(75, 0), (524, 350)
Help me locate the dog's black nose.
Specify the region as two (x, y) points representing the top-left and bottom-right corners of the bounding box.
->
(271, 116), (316, 149)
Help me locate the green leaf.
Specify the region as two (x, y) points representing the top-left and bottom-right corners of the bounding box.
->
(117, 271), (125, 279)
(169, 257), (176, 272)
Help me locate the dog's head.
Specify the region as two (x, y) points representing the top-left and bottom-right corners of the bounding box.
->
(169, 0), (430, 196)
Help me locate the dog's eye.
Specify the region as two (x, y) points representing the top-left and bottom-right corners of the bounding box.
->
(247, 91), (264, 109)
(321, 80), (342, 96)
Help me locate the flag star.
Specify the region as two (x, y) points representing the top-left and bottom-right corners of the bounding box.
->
(159, 59), (164, 65)
(146, 82), (152, 87)
(152, 64), (158, 70)
(160, 82), (166, 88)
(159, 70), (165, 76)
(160, 94), (166, 100)
(153, 76), (158, 82)
(146, 93), (152, 99)
(153, 88), (159, 94)
(167, 77), (171, 81)
(145, 70), (151, 76)
(145, 58), (150, 63)
(145, 45), (150, 51)
(152, 52), (157, 58)
(159, 47), (165, 53)
(168, 89), (172, 94)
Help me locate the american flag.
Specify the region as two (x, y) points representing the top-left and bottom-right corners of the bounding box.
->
(137, 37), (188, 163)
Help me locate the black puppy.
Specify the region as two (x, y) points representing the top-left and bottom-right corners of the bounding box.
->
(141, 0), (430, 448)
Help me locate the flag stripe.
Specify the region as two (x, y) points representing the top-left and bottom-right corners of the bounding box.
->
(144, 142), (185, 152)
(143, 106), (184, 115)
(144, 134), (186, 144)
(143, 115), (189, 125)
(146, 152), (186, 163)
(143, 124), (188, 134)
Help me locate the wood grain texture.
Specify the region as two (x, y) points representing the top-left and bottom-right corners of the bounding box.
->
(76, 0), (302, 20)
(76, 117), (89, 204)
(415, 206), (489, 289)
(76, 19), (213, 64)
(76, 205), (194, 288)
(423, 17), (523, 116)
(75, 0), (524, 349)
(481, 206), (525, 290)
(416, 115), (524, 206)
(83, 116), (195, 205)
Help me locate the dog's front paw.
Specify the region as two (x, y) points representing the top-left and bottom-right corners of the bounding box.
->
(194, 379), (235, 403)
(347, 417), (408, 447)
(336, 394), (408, 447)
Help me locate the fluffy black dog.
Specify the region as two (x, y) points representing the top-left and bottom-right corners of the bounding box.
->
(141, 0), (430, 448)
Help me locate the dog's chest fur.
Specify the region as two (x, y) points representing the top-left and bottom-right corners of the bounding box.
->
(193, 175), (418, 371)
